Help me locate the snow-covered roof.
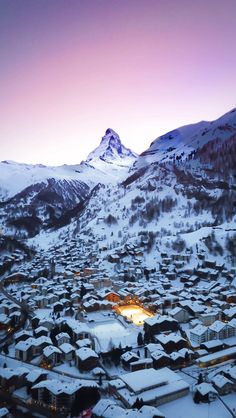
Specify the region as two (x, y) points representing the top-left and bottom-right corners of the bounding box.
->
(43, 345), (62, 357)
(0, 408), (9, 417)
(195, 382), (217, 396)
(151, 350), (169, 361)
(32, 378), (98, 395)
(76, 347), (99, 361)
(209, 320), (227, 332)
(59, 343), (75, 354)
(55, 332), (70, 341)
(120, 367), (173, 393)
(211, 374), (233, 388)
(190, 324), (208, 336)
(92, 399), (117, 417)
(197, 346), (236, 364)
(121, 351), (139, 362)
(26, 369), (47, 383)
(144, 314), (177, 327)
(156, 333), (185, 345)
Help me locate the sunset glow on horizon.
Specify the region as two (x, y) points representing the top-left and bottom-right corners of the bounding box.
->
(1, 0), (236, 165)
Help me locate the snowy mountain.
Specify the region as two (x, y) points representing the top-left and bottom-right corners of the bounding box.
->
(0, 130), (137, 237)
(135, 108), (236, 168)
(0, 108), (235, 249)
(86, 128), (137, 175)
(48, 107), (235, 276)
(0, 161), (81, 199)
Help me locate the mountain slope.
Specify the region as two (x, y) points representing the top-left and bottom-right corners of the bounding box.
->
(53, 108), (235, 275)
(135, 108), (236, 168)
(0, 129), (137, 237)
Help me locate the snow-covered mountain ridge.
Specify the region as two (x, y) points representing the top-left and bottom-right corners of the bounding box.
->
(135, 108), (236, 168)
(0, 108), (236, 244)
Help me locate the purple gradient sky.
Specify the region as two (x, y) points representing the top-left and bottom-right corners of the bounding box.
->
(0, 0), (236, 165)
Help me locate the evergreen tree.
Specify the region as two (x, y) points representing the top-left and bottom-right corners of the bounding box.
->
(193, 390), (201, 404)
(137, 332), (143, 346)
(198, 372), (203, 384)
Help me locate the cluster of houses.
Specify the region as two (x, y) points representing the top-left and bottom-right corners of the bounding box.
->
(0, 363), (99, 414)
(0, 234), (235, 417)
(0, 299), (22, 331)
(14, 321), (99, 373)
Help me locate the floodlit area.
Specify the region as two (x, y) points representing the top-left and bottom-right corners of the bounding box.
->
(89, 319), (137, 352)
(116, 304), (153, 325)
(91, 321), (130, 339)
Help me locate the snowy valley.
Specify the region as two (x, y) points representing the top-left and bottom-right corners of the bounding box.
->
(0, 109), (235, 418)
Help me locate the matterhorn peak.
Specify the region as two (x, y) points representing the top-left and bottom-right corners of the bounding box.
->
(100, 128), (122, 152)
(105, 128), (119, 136)
(86, 129), (137, 173)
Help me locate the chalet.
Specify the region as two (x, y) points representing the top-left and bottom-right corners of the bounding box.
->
(223, 306), (236, 320)
(43, 345), (62, 366)
(59, 343), (75, 361)
(34, 295), (48, 309)
(211, 374), (234, 395)
(76, 338), (92, 349)
(108, 254), (120, 263)
(195, 268), (209, 280)
(31, 336), (52, 357)
(15, 329), (33, 344)
(121, 351), (140, 370)
(203, 259), (216, 269)
(0, 314), (11, 330)
(151, 351), (170, 369)
(155, 334), (187, 354)
(194, 383), (217, 403)
(170, 352), (185, 368)
(38, 318), (54, 331)
(179, 301), (205, 317)
(178, 348), (194, 361)
(90, 277), (112, 290)
(83, 267), (97, 276)
(75, 347), (99, 371)
(68, 322), (90, 342)
(130, 358), (153, 372)
(15, 338), (34, 361)
(26, 369), (48, 388)
(92, 399), (122, 418)
(97, 289), (120, 303)
(55, 332), (71, 346)
(144, 315), (178, 336)
(70, 293), (80, 304)
(34, 326), (49, 338)
(166, 272), (176, 281)
(223, 365), (236, 388)
(169, 307), (189, 323)
(0, 367), (22, 392)
(146, 343), (164, 357)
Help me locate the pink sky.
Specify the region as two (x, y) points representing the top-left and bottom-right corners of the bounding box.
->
(0, 0), (236, 165)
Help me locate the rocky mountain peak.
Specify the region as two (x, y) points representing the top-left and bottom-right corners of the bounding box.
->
(86, 129), (137, 169)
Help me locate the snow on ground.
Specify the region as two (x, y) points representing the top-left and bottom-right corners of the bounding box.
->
(34, 309), (53, 320)
(53, 362), (94, 379)
(159, 392), (235, 418)
(90, 320), (136, 352)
